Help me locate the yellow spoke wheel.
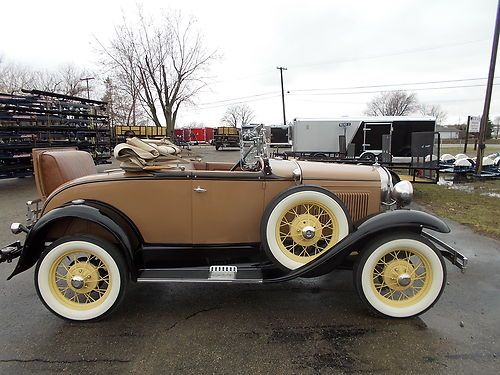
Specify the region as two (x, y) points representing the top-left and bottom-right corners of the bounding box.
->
(263, 187), (350, 270)
(35, 236), (127, 321)
(371, 248), (432, 307)
(355, 233), (446, 318)
(276, 202), (339, 262)
(49, 251), (111, 309)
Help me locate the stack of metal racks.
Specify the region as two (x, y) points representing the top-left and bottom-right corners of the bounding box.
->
(0, 89), (111, 179)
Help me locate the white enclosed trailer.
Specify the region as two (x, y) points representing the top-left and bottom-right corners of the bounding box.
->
(291, 117), (436, 158)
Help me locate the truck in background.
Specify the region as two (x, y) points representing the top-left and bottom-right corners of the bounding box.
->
(213, 126), (240, 150)
(114, 125), (167, 144)
(174, 128), (214, 145)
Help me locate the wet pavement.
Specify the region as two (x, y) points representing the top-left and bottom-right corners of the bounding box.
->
(0, 146), (498, 374)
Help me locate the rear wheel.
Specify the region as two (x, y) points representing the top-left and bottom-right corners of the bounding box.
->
(261, 186), (351, 270)
(35, 235), (128, 321)
(354, 232), (446, 318)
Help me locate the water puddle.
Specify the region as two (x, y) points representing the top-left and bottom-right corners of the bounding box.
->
(437, 177), (499, 198)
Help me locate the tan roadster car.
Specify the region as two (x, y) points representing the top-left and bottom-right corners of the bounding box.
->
(0, 138), (467, 321)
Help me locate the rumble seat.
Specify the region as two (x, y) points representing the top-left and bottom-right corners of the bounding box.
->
(32, 148), (97, 200)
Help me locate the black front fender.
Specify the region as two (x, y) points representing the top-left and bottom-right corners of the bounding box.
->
(8, 203), (136, 280)
(266, 209), (450, 282)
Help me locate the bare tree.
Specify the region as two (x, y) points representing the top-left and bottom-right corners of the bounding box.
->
(221, 104), (255, 127)
(0, 58), (95, 97)
(98, 9), (216, 135)
(31, 70), (62, 93)
(420, 104), (447, 124)
(221, 106), (239, 127)
(239, 104), (255, 126)
(102, 77), (148, 126)
(57, 64), (92, 97)
(0, 59), (35, 94)
(365, 91), (419, 116)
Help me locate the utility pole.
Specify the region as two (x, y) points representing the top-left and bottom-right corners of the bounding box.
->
(80, 77), (95, 100)
(277, 67), (287, 126)
(476, 0), (500, 175)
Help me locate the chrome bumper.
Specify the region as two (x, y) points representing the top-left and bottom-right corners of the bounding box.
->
(0, 241), (22, 264)
(422, 232), (468, 273)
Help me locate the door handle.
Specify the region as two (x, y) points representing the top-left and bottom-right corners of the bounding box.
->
(194, 186), (207, 193)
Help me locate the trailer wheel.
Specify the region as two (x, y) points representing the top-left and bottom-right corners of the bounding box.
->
(261, 186), (351, 270)
(361, 152), (376, 161)
(354, 232), (446, 318)
(215, 144), (221, 151)
(313, 153), (327, 159)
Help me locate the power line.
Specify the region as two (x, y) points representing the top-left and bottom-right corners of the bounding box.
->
(197, 93), (281, 110)
(196, 76), (499, 109)
(291, 76), (499, 93)
(199, 91), (279, 106)
(289, 38), (490, 70)
(208, 39), (489, 86)
(289, 82), (500, 96)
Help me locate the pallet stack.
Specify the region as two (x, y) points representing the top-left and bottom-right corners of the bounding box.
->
(0, 89), (111, 179)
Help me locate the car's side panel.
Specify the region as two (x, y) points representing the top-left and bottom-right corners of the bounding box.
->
(264, 180), (297, 208)
(191, 179), (266, 244)
(43, 179), (193, 244)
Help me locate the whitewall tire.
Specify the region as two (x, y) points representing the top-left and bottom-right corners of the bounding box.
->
(35, 236), (128, 321)
(354, 232), (446, 318)
(261, 186), (351, 270)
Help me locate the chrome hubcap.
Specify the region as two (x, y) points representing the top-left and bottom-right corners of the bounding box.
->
(397, 273), (412, 287)
(70, 275), (85, 290)
(301, 226), (316, 240)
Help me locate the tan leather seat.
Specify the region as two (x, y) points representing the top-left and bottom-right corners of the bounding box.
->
(32, 148), (97, 200)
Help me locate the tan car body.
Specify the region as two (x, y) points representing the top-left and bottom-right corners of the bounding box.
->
(42, 159), (381, 245)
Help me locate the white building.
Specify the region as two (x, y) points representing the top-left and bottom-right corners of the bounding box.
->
(436, 125), (460, 140)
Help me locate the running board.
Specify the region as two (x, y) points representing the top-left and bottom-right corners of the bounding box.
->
(137, 265), (264, 283)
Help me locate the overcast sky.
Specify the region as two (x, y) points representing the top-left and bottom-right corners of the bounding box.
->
(0, 0), (498, 126)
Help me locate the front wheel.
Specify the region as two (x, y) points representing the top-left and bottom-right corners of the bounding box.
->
(354, 232), (446, 318)
(35, 235), (128, 321)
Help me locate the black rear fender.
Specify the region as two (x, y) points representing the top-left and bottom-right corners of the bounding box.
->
(8, 201), (141, 280)
(266, 209), (450, 281)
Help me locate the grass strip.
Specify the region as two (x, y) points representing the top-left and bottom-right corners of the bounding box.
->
(413, 182), (500, 240)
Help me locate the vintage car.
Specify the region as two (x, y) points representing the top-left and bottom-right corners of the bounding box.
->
(0, 136), (467, 321)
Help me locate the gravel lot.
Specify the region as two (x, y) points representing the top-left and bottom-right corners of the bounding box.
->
(0, 145), (498, 374)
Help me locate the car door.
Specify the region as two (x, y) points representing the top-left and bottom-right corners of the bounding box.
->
(191, 171), (266, 244)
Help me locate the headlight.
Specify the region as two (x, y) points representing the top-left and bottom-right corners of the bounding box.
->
(391, 181), (413, 206)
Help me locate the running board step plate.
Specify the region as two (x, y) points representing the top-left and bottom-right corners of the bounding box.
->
(137, 265), (263, 283)
(209, 265), (237, 280)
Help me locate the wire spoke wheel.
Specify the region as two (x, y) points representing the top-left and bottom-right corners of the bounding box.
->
(276, 201), (339, 262)
(355, 233), (446, 318)
(50, 251), (111, 310)
(35, 236), (127, 321)
(371, 248), (431, 307)
(262, 186), (351, 270)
